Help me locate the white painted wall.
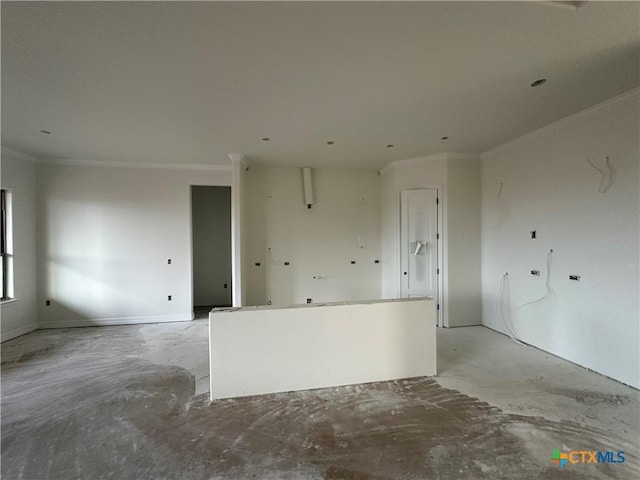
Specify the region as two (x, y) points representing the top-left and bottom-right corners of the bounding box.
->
(36, 163), (232, 327)
(243, 166), (381, 306)
(191, 186), (231, 307)
(210, 298), (436, 399)
(1, 150), (38, 341)
(481, 89), (639, 388)
(446, 154), (482, 327)
(230, 154), (248, 307)
(380, 153), (481, 327)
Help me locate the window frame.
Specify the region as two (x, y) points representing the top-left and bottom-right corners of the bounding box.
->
(1, 188), (12, 301)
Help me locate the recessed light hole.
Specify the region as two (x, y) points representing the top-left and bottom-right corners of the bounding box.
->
(531, 78), (547, 87)
(262, 137), (271, 141)
(40, 130), (51, 134)
(386, 144), (394, 148)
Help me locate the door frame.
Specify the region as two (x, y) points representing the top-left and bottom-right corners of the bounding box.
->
(398, 187), (443, 327)
(189, 185), (233, 312)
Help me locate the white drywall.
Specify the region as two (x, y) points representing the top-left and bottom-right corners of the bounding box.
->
(230, 154), (248, 307)
(445, 154), (482, 327)
(481, 89), (639, 388)
(243, 166), (381, 306)
(210, 298), (436, 399)
(0, 151), (38, 341)
(191, 186), (231, 307)
(380, 153), (481, 327)
(36, 163), (231, 327)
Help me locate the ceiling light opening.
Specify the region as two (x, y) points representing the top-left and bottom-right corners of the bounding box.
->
(441, 136), (449, 140)
(531, 78), (547, 87)
(40, 130), (51, 134)
(262, 137), (271, 141)
(327, 141), (335, 145)
(386, 144), (394, 148)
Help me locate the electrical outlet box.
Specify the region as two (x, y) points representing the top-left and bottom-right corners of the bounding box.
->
(531, 270), (540, 276)
(168, 295), (172, 301)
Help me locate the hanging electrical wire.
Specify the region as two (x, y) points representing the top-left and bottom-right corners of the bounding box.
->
(496, 272), (526, 346)
(518, 249), (555, 310)
(492, 182), (506, 227)
(586, 156), (612, 193)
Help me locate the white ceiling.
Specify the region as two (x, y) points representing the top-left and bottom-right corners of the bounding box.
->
(2, 1), (638, 170)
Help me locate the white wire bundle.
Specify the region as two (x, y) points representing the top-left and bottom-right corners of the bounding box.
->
(492, 182), (506, 227)
(518, 249), (555, 310)
(496, 272), (526, 346)
(586, 156), (612, 193)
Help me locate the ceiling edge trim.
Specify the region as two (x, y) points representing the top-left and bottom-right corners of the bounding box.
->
(445, 153), (481, 162)
(380, 152), (449, 175)
(1, 146), (39, 162)
(537, 1), (586, 11)
(482, 87), (640, 158)
(36, 158), (233, 172)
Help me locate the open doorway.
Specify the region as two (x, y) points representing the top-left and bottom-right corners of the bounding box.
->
(191, 186), (232, 318)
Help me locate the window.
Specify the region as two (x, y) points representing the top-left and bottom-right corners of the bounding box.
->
(1, 189), (13, 301)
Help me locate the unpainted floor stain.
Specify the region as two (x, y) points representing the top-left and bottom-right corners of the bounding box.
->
(547, 386), (630, 407)
(1, 328), (638, 480)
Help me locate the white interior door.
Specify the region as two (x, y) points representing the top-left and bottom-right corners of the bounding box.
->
(400, 189), (438, 302)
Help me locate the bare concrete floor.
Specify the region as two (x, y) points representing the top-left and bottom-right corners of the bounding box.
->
(1, 321), (638, 479)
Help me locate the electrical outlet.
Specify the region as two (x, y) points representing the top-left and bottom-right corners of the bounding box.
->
(569, 275), (581, 281)
(530, 231), (537, 239)
(168, 295), (172, 301)
(350, 260), (356, 264)
(374, 260), (380, 264)
(167, 259), (172, 264)
(224, 283), (228, 289)
(255, 262), (261, 267)
(306, 298), (312, 304)
(531, 270), (540, 276)
(284, 262), (290, 266)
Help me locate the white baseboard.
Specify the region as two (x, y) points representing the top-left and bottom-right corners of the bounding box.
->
(39, 313), (195, 329)
(1, 323), (39, 342)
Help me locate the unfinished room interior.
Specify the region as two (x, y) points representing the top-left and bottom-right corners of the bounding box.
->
(1, 1), (638, 479)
